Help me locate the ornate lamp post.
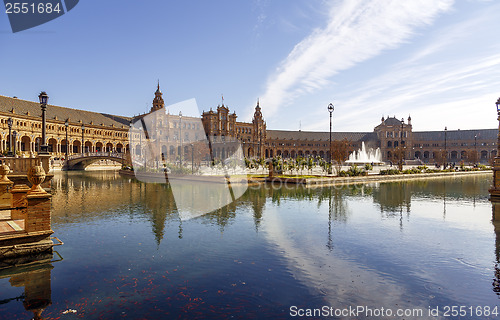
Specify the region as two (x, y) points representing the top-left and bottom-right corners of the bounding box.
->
(444, 126), (447, 169)
(328, 103), (334, 174)
(81, 124), (85, 155)
(38, 91), (49, 154)
(12, 130), (17, 156)
(474, 134), (478, 166)
(190, 144), (194, 174)
(65, 119), (69, 160)
(179, 111), (182, 167)
(489, 98), (500, 199)
(399, 118), (404, 171)
(7, 117), (13, 156)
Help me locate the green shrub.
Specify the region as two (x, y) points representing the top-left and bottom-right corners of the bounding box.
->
(380, 169), (400, 175)
(346, 165), (368, 176)
(338, 170), (348, 177)
(365, 164), (373, 171)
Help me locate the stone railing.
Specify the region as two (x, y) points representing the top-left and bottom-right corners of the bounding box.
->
(1, 155), (50, 175)
(0, 162), (55, 259)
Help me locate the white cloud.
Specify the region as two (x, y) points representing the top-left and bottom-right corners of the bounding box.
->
(308, 8), (500, 132)
(258, 0), (454, 119)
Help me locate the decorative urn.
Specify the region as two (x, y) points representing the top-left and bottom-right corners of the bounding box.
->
(27, 165), (47, 194)
(0, 163), (11, 182)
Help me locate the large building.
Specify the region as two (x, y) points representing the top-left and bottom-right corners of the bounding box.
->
(0, 95), (131, 157)
(0, 86), (496, 165)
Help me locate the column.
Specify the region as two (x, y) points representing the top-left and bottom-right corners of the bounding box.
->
(25, 193), (52, 233)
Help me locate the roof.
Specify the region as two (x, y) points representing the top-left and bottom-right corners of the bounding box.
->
(267, 130), (377, 142)
(382, 117), (403, 126)
(0, 95), (132, 129)
(413, 129), (497, 141)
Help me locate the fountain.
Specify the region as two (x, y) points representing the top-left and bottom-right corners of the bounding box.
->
(346, 142), (383, 165)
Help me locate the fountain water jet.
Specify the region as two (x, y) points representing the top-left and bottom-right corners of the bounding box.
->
(345, 142), (383, 164)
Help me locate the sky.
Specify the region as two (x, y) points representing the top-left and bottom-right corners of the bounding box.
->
(1, 0), (500, 132)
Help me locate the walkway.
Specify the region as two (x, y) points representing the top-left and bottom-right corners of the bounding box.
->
(0, 211), (25, 236)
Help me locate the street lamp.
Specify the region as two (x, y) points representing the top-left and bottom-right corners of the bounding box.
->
(81, 124), (85, 155)
(474, 134), (477, 166)
(12, 130), (17, 156)
(328, 103), (334, 174)
(179, 111), (182, 167)
(7, 117), (13, 156)
(65, 120), (69, 161)
(190, 144), (194, 174)
(444, 126), (447, 169)
(489, 98), (500, 199)
(38, 91), (49, 154)
(399, 118), (404, 171)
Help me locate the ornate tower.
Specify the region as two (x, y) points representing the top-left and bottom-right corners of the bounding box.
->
(252, 100), (266, 158)
(151, 82), (165, 112)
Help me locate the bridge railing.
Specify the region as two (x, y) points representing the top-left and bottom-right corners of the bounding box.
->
(67, 152), (127, 160)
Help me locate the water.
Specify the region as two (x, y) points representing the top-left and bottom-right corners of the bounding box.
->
(1, 171), (499, 319)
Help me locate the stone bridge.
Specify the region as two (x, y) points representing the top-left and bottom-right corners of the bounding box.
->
(65, 152), (131, 170)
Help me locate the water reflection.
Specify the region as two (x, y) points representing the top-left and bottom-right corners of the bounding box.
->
(37, 171), (498, 318)
(50, 172), (492, 243)
(0, 252), (59, 320)
(491, 201), (500, 296)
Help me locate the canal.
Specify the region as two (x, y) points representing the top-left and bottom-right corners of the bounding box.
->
(1, 172), (499, 319)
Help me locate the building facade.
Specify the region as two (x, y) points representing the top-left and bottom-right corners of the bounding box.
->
(0, 86), (496, 165)
(0, 95), (131, 158)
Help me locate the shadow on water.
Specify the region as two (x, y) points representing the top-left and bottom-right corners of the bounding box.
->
(0, 251), (62, 320)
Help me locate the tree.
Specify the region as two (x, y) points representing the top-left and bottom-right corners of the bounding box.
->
(331, 139), (349, 176)
(307, 156), (314, 174)
(467, 149), (478, 166)
(434, 149), (447, 169)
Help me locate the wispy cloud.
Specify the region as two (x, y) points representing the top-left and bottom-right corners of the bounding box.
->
(258, 0), (454, 119)
(301, 3), (500, 132)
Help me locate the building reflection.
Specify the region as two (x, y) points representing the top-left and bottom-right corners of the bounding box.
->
(0, 252), (59, 320)
(50, 172), (491, 245)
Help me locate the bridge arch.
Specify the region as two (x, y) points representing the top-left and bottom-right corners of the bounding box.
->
(66, 151), (130, 170)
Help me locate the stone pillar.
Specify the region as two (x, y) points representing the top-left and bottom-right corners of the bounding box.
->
(11, 184), (30, 220)
(490, 157), (500, 200)
(25, 193), (52, 233)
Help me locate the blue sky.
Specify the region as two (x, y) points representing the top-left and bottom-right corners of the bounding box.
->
(1, 0), (500, 132)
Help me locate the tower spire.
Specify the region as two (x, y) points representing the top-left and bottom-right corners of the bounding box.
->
(151, 82), (165, 112)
